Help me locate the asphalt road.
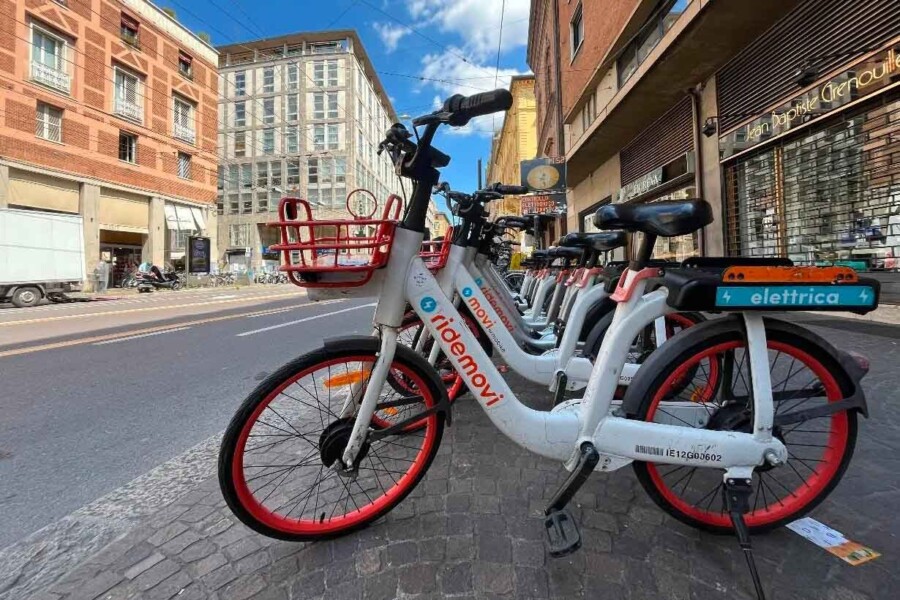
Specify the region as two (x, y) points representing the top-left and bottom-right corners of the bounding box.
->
(0, 288), (377, 549)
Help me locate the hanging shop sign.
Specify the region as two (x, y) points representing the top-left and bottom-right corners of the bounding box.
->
(618, 167), (663, 203)
(187, 236), (211, 274)
(521, 193), (566, 215)
(616, 152), (696, 203)
(521, 157), (566, 192)
(721, 46), (900, 158)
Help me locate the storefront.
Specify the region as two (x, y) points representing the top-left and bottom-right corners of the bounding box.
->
(715, 0), (900, 298)
(614, 97), (700, 262)
(164, 203), (208, 269)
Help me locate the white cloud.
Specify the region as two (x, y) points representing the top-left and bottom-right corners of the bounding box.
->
(372, 21), (411, 53)
(408, 0), (530, 60)
(419, 49), (526, 137)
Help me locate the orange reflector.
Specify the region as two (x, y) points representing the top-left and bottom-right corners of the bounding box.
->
(721, 266), (858, 284)
(380, 407), (400, 416)
(324, 370), (370, 388)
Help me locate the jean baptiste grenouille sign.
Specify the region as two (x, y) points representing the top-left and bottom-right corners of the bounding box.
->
(721, 46), (900, 158)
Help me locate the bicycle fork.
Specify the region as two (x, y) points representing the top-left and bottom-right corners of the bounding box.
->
(338, 328), (399, 469)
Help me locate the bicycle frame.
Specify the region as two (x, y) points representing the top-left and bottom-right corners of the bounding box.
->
(341, 227), (788, 481)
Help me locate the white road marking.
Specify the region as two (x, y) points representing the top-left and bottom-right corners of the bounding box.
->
(212, 294), (238, 299)
(92, 327), (191, 345)
(236, 303), (375, 337)
(245, 307), (293, 318)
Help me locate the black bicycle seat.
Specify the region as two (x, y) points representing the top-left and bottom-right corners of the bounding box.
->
(548, 247), (583, 260)
(532, 250), (551, 260)
(560, 231), (627, 252)
(594, 199), (712, 237)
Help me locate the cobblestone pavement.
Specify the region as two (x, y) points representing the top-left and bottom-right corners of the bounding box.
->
(11, 319), (900, 600)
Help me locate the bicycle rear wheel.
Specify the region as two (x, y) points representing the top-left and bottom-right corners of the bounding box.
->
(219, 339), (446, 541)
(625, 316), (857, 533)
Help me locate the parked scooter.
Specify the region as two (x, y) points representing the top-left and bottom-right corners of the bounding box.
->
(136, 265), (183, 292)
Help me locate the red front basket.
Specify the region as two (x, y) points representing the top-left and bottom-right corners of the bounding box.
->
(269, 195), (403, 288)
(419, 227), (454, 271)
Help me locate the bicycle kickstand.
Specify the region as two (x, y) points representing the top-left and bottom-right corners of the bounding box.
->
(723, 477), (767, 600)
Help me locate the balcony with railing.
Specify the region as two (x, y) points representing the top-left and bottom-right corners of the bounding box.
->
(31, 61), (70, 93)
(173, 122), (196, 144)
(115, 97), (142, 122)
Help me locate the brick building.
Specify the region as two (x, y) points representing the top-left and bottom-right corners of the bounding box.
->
(0, 0), (218, 289)
(531, 0), (900, 299)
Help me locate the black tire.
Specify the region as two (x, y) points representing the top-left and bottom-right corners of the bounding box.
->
(11, 286), (42, 308)
(219, 337), (446, 541)
(172, 281), (183, 291)
(625, 316), (858, 534)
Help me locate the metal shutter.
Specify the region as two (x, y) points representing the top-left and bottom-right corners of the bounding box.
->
(717, 0), (900, 132)
(619, 96), (693, 185)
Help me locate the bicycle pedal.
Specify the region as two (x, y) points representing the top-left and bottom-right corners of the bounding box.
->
(544, 508), (581, 558)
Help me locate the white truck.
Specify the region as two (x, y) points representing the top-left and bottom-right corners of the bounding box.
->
(0, 208), (85, 308)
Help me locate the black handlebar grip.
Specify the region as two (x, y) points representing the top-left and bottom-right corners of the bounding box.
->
(494, 184), (529, 195)
(444, 89), (514, 126)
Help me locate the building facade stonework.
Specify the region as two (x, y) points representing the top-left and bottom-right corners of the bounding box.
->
(0, 0), (219, 288)
(215, 31), (404, 271)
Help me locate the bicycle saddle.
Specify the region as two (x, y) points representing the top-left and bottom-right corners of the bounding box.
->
(559, 231), (627, 252)
(594, 199), (713, 237)
(498, 216), (531, 228)
(548, 247), (583, 259)
(532, 250), (551, 260)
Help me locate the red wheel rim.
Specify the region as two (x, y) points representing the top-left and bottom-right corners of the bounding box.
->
(645, 340), (848, 528)
(231, 356), (438, 535)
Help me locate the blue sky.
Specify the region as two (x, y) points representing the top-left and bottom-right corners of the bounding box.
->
(159, 0), (532, 214)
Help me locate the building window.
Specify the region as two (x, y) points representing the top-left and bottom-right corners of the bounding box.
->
(285, 126), (299, 154)
(327, 93), (339, 118)
(313, 124), (325, 150)
(262, 66), (274, 93)
(234, 131), (246, 157)
(616, 0), (687, 88)
(257, 191), (269, 213)
(308, 158), (319, 184)
(178, 51), (193, 79)
(229, 223), (249, 246)
(114, 67), (142, 122)
(234, 71), (246, 96)
(256, 162), (268, 188)
(286, 94), (299, 121)
(286, 159), (301, 188)
(263, 97), (275, 124)
(120, 13), (140, 48)
(31, 25), (70, 93)
(217, 166), (224, 190)
(287, 63), (299, 90)
(262, 128), (275, 154)
(570, 2), (584, 59)
(118, 131), (137, 163)
(228, 193), (239, 215)
(313, 60), (339, 87)
(173, 95), (195, 144)
(313, 92), (339, 119)
(177, 152), (191, 179)
(35, 102), (62, 142)
(234, 101), (246, 127)
(326, 123), (339, 149)
(270, 161), (282, 188)
(334, 157), (346, 183)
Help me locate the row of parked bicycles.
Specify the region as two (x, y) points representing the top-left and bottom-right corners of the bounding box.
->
(215, 90), (879, 599)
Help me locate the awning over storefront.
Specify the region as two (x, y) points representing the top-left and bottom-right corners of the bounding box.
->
(174, 205), (196, 231)
(164, 204), (179, 230)
(190, 207), (207, 231)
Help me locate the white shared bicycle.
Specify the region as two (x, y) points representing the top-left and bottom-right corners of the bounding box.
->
(218, 90), (877, 599)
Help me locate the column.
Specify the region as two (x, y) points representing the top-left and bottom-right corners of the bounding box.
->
(206, 209), (219, 268)
(79, 183), (101, 291)
(144, 196), (166, 266)
(0, 164), (9, 209)
(700, 78), (724, 256)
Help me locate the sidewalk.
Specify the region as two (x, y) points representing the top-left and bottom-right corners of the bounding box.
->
(2, 320), (898, 600)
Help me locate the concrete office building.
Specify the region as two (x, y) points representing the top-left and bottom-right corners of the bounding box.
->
(216, 31), (405, 270)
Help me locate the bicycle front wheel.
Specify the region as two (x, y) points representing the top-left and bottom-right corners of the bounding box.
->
(625, 316), (857, 533)
(219, 339), (446, 541)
